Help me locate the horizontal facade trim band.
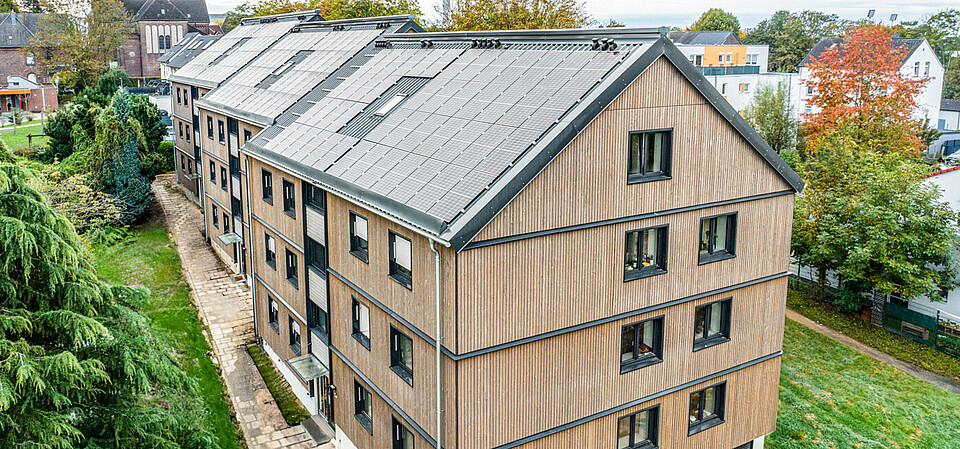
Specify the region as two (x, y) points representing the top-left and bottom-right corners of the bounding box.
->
(254, 274), (307, 324)
(204, 193), (230, 213)
(326, 268), (457, 359)
(251, 213), (304, 253)
(464, 190), (794, 250)
(172, 111), (191, 122)
(329, 344), (439, 448)
(494, 350), (783, 449)
(202, 149), (229, 165)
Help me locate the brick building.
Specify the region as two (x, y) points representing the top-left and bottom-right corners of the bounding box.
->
(119, 0), (220, 80)
(0, 12), (49, 85)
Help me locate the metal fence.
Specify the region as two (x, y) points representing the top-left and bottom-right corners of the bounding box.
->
(697, 65), (761, 76)
(884, 302), (960, 358)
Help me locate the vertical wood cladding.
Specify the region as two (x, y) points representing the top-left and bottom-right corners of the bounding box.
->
(511, 357), (781, 449)
(248, 157), (304, 248)
(170, 82), (192, 120)
(173, 146), (198, 199)
(456, 277), (786, 448)
(255, 278), (308, 387)
(251, 219), (305, 319)
(458, 194), (793, 352)
(475, 57), (793, 241)
(329, 276), (457, 447)
(326, 195), (458, 351)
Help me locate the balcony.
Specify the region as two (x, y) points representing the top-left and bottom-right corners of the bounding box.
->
(698, 65), (760, 76)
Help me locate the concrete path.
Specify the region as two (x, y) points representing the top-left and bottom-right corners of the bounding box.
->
(786, 309), (960, 396)
(153, 175), (327, 449)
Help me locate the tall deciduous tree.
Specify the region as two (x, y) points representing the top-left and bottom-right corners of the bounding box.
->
(0, 0), (19, 12)
(222, 0), (420, 32)
(0, 158), (219, 448)
(745, 10), (849, 72)
(743, 82), (797, 154)
(792, 131), (958, 310)
(29, 0), (131, 89)
(689, 8), (740, 33)
(803, 25), (927, 156)
(445, 0), (591, 31)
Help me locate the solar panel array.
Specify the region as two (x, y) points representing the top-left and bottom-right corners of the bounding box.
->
(171, 20), (298, 86)
(258, 43), (637, 223)
(201, 25), (386, 119)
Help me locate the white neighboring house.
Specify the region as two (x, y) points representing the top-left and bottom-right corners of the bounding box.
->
(941, 99), (960, 131)
(795, 37), (944, 126)
(909, 168), (960, 323)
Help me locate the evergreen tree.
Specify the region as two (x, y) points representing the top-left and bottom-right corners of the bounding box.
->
(100, 92), (153, 224)
(0, 150), (218, 448)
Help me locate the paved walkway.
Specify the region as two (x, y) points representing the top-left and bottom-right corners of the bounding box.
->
(786, 309), (960, 396)
(153, 175), (325, 449)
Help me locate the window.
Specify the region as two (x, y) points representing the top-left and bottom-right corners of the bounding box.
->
(807, 86), (814, 95)
(223, 213), (230, 233)
(804, 105), (812, 114)
(308, 301), (328, 337)
(925, 61), (931, 76)
(393, 417), (414, 449)
(718, 53), (724, 64)
(688, 383), (726, 434)
(210, 161), (216, 183)
(350, 212), (369, 262)
(158, 34), (165, 50)
(289, 317), (301, 355)
(264, 233), (276, 269)
(282, 179), (295, 217)
(746, 54), (758, 65)
(354, 381), (373, 434)
(352, 298), (370, 349)
(620, 317), (664, 373)
(720, 83), (727, 95)
(212, 205), (219, 228)
(268, 297), (279, 332)
(725, 53), (731, 63)
(243, 129), (252, 144)
(389, 232), (413, 289)
(390, 326), (414, 384)
(617, 406), (659, 449)
(914, 61), (920, 76)
(165, 35), (171, 50)
(220, 167), (227, 191)
(25, 53), (34, 66)
(185, 125), (190, 142)
(217, 120), (225, 142)
(180, 154), (185, 171)
(627, 130), (671, 182)
(285, 249), (298, 288)
(187, 160), (193, 174)
(305, 184), (324, 211)
(177, 88), (181, 104)
(375, 94), (406, 117)
(624, 226), (668, 281)
(734, 443), (754, 449)
(699, 213), (736, 264)
(693, 298), (732, 351)
(742, 83), (750, 93)
(207, 116), (214, 139)
(179, 122), (184, 139)
(307, 238), (326, 271)
(261, 169), (273, 204)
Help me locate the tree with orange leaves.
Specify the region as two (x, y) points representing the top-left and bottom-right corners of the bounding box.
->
(803, 24), (927, 157)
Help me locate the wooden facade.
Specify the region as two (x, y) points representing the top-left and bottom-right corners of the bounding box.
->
(176, 36), (795, 449)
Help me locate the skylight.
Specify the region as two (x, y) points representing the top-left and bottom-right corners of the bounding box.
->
(374, 94), (406, 117)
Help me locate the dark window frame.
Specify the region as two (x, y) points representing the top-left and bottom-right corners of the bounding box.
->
(698, 213), (737, 265)
(207, 116), (214, 140)
(217, 119), (225, 143)
(392, 417), (414, 449)
(349, 212), (369, 263)
(267, 297), (279, 333)
(179, 122), (184, 139)
(627, 129), (672, 184)
(264, 233), (276, 269)
(176, 87), (181, 104)
(222, 213), (230, 234)
(693, 298), (732, 351)
(388, 232), (413, 290)
(307, 300), (328, 339)
(354, 381), (373, 434)
(288, 316), (301, 355)
(307, 238), (326, 272)
(185, 125), (191, 142)
(212, 205), (219, 228)
(220, 167), (227, 191)
(305, 183), (325, 212)
(243, 129), (252, 144)
(261, 169), (273, 204)
(285, 249), (298, 289)
(688, 382), (726, 435)
(209, 161), (216, 183)
(616, 405), (659, 449)
(624, 225), (669, 281)
(351, 297), (371, 350)
(281, 179), (296, 218)
(619, 316), (664, 374)
(390, 326), (414, 385)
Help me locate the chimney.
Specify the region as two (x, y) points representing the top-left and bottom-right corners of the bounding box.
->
(10, 11), (16, 25)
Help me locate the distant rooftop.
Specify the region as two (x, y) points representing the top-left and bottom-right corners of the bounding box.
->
(943, 99), (960, 112)
(159, 32), (222, 68)
(0, 12), (43, 48)
(668, 30), (742, 46)
(122, 0), (211, 23)
(800, 37), (927, 67)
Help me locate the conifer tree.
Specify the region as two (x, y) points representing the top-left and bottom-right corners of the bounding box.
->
(0, 146), (218, 448)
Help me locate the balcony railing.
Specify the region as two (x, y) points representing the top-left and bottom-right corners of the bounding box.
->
(697, 65), (761, 76)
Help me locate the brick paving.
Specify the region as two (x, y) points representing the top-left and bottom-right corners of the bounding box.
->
(153, 175), (329, 448)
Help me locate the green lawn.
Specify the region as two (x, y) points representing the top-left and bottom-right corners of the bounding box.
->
(786, 286), (960, 383)
(769, 319), (960, 448)
(0, 123), (48, 154)
(91, 220), (243, 449)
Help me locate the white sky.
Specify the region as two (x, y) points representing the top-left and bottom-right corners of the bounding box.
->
(206, 0), (952, 28)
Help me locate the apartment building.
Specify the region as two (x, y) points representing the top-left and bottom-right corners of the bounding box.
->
(173, 17), (802, 449)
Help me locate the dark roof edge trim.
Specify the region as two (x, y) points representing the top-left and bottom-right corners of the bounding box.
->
(440, 39), (670, 251)
(243, 142), (451, 244)
(239, 9), (321, 23)
(300, 14), (421, 28)
(661, 41), (805, 193)
(385, 26), (668, 41)
(168, 74), (219, 89)
(195, 100), (272, 128)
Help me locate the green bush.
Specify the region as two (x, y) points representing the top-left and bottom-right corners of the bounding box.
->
(143, 141), (176, 179)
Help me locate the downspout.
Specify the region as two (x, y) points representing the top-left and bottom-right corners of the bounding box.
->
(429, 240), (443, 449)
(245, 154), (259, 341)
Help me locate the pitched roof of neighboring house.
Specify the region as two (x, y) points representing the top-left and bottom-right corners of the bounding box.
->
(668, 30), (742, 46)
(943, 99), (960, 112)
(189, 22), (223, 35)
(123, 0), (210, 23)
(928, 167), (960, 212)
(800, 37), (926, 67)
(0, 12), (43, 48)
(159, 32), (221, 68)
(218, 25), (804, 249)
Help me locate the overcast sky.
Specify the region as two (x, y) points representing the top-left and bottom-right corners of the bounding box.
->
(206, 0), (951, 29)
